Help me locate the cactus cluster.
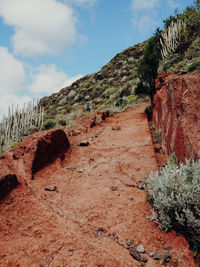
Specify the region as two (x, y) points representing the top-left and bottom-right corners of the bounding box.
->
(160, 19), (185, 60)
(0, 101), (44, 153)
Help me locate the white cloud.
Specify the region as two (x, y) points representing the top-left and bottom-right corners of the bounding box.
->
(0, 62), (83, 118)
(28, 64), (82, 96)
(62, 0), (97, 6)
(0, 0), (77, 57)
(0, 94), (32, 119)
(0, 47), (82, 118)
(136, 15), (157, 32)
(131, 0), (160, 34)
(0, 47), (26, 93)
(131, 0), (159, 11)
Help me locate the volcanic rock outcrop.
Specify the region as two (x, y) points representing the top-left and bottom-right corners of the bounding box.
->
(153, 71), (200, 162)
(0, 129), (70, 197)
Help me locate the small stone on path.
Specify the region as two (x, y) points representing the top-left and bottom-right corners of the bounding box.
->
(45, 185), (57, 191)
(130, 249), (140, 261)
(126, 239), (134, 247)
(78, 140), (89, 146)
(136, 181), (147, 190)
(153, 252), (170, 263)
(137, 244), (145, 253)
(140, 255), (148, 263)
(111, 186), (118, 191)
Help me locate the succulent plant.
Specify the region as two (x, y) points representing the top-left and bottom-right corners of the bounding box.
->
(0, 100), (44, 153)
(160, 19), (185, 60)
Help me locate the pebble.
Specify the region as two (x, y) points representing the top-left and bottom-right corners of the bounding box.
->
(136, 244), (145, 253)
(130, 249), (140, 261)
(45, 185), (57, 191)
(97, 227), (104, 232)
(118, 241), (125, 247)
(149, 252), (154, 257)
(13, 154), (19, 160)
(128, 197), (134, 200)
(126, 239), (134, 247)
(111, 186), (118, 191)
(136, 181), (146, 190)
(140, 255), (148, 263)
(78, 140), (89, 146)
(153, 252), (170, 263)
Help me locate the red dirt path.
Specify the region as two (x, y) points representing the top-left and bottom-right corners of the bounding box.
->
(0, 102), (195, 266)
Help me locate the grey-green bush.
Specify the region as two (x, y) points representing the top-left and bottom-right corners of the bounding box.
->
(147, 159), (200, 236)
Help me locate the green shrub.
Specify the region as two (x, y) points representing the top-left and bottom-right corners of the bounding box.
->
(43, 120), (56, 130)
(126, 95), (137, 104)
(147, 159), (200, 236)
(128, 73), (137, 81)
(179, 7), (200, 40)
(152, 129), (162, 144)
(135, 81), (148, 95)
(185, 37), (200, 59)
(58, 119), (67, 126)
(187, 60), (200, 72)
(135, 28), (162, 96)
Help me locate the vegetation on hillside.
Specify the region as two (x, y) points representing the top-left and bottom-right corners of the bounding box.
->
(0, 1), (199, 154)
(0, 101), (44, 153)
(135, 1), (200, 97)
(39, 42), (146, 126)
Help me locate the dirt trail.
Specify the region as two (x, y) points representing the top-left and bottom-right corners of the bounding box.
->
(0, 102), (195, 266)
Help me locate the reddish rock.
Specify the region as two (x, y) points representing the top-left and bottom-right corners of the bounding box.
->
(71, 110), (110, 134)
(0, 129), (70, 189)
(153, 71), (200, 161)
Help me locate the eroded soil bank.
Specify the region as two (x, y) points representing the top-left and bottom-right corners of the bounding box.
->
(0, 102), (195, 266)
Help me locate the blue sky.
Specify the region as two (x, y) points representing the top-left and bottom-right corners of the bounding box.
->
(0, 0), (192, 117)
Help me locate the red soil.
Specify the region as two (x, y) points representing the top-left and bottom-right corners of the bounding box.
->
(0, 102), (195, 266)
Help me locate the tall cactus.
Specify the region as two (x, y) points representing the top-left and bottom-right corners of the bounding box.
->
(0, 100), (44, 153)
(160, 19), (185, 60)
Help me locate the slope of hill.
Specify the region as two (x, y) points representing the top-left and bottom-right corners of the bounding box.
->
(39, 42), (146, 124)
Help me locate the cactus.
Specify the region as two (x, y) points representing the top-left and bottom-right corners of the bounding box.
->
(0, 100), (44, 153)
(160, 19), (185, 60)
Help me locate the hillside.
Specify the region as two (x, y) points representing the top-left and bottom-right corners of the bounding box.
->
(39, 42), (146, 124)
(38, 5), (200, 127)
